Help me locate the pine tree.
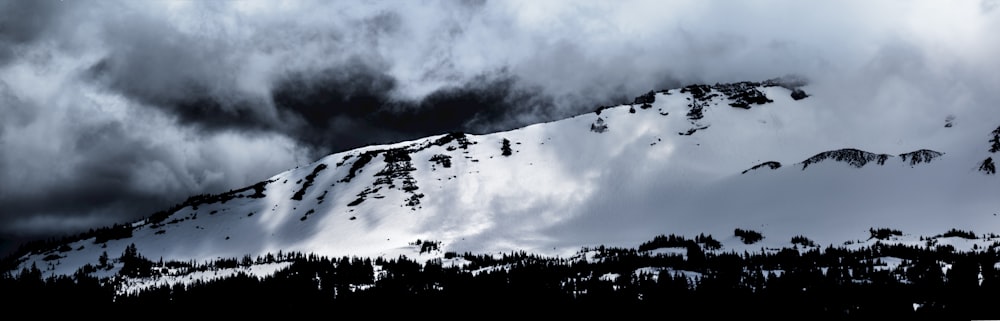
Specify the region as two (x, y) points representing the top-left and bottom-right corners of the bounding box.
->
(98, 251), (109, 269)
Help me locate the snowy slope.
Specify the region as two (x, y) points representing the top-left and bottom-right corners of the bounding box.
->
(17, 80), (1000, 277)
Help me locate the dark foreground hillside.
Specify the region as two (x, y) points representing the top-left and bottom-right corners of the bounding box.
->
(4, 233), (998, 318)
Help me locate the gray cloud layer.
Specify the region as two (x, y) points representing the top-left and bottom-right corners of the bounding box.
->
(1, 0), (998, 254)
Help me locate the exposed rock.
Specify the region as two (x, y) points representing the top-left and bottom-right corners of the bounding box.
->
(375, 149), (418, 194)
(742, 161), (782, 174)
(763, 75), (809, 100)
(898, 149), (944, 167)
(764, 75), (809, 89)
(405, 193), (425, 207)
(681, 84), (713, 121)
(340, 151), (378, 183)
(633, 90), (655, 105)
(790, 88), (809, 100)
(336, 154), (353, 167)
(590, 117), (608, 133)
(678, 125), (709, 136)
(681, 84), (713, 100)
(429, 154), (452, 168)
(801, 148), (892, 170)
(713, 82), (773, 108)
(686, 102), (706, 121)
(432, 132), (476, 151)
(291, 164), (328, 201)
(675, 81), (782, 138)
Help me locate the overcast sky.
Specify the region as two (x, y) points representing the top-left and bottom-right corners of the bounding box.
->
(1, 0), (998, 255)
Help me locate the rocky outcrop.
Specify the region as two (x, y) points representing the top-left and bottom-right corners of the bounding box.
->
(676, 80), (787, 137)
(344, 133), (480, 208)
(429, 154), (452, 168)
(800, 148), (891, 170)
(291, 164), (328, 201)
(590, 117), (608, 133)
(742, 161), (782, 174)
(799, 148), (945, 170)
(898, 149), (944, 167)
(790, 89), (809, 100)
(763, 75), (809, 100)
(713, 82), (773, 109)
(633, 90), (655, 110)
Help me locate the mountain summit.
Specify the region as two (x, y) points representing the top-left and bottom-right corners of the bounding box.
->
(9, 79), (999, 285)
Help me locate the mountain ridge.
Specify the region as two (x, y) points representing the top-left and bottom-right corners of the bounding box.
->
(6, 78), (998, 284)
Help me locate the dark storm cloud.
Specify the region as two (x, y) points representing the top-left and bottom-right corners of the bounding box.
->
(0, 80), (35, 128)
(74, 1), (577, 155)
(2, 117), (199, 234)
(270, 64), (565, 152)
(77, 0), (585, 154)
(0, 0), (68, 63)
(0, 96), (309, 252)
(83, 11), (283, 133)
(3, 115), (240, 231)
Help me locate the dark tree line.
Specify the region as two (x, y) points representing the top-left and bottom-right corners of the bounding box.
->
(3, 236), (1000, 318)
(734, 228), (765, 244)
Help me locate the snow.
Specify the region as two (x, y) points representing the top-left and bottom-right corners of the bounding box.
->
(14, 82), (1000, 285)
(470, 264), (512, 277)
(373, 264), (387, 281)
(633, 266), (701, 284)
(117, 262), (291, 296)
(873, 257), (905, 272)
(440, 257), (472, 269)
(932, 235), (986, 252)
(763, 270), (785, 280)
(667, 269), (703, 284)
(599, 273), (620, 282)
(646, 247), (687, 259)
(633, 267), (663, 280)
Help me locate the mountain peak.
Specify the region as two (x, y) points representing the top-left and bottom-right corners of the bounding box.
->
(8, 79), (997, 291)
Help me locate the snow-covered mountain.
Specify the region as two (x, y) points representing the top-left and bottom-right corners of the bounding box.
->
(12, 78), (1000, 280)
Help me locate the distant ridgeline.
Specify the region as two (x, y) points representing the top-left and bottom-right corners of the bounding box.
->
(3, 227), (1000, 318)
(740, 122), (1000, 175)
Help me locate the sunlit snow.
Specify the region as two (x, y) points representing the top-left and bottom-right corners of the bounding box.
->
(17, 82), (1000, 284)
